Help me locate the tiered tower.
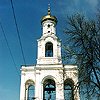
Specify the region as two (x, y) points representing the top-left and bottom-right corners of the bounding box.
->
(37, 6), (61, 65)
(20, 6), (80, 100)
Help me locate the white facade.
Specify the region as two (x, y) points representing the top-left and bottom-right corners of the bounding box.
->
(20, 7), (80, 100)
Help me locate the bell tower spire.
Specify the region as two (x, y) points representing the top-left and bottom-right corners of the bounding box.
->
(48, 4), (51, 15)
(37, 6), (62, 65)
(41, 5), (57, 36)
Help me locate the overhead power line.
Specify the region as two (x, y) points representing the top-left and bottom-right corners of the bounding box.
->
(10, 0), (26, 66)
(0, 20), (20, 77)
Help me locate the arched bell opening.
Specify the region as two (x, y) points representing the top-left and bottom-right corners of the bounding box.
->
(64, 79), (74, 100)
(45, 42), (53, 57)
(43, 79), (56, 100)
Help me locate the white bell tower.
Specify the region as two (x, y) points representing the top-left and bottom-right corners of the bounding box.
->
(20, 5), (80, 100)
(37, 6), (62, 65)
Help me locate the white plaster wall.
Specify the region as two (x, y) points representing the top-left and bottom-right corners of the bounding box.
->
(42, 20), (56, 35)
(37, 36), (62, 64)
(35, 65), (64, 100)
(64, 65), (80, 100)
(20, 66), (36, 100)
(20, 64), (80, 100)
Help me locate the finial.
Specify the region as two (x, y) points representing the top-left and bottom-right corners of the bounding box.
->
(48, 4), (51, 15)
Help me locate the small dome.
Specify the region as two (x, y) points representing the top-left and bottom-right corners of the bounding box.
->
(41, 5), (57, 24)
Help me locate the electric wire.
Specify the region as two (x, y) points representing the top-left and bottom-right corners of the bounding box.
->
(10, 0), (26, 66)
(0, 20), (20, 78)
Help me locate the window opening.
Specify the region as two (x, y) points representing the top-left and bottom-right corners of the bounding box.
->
(27, 85), (35, 100)
(48, 31), (50, 33)
(43, 79), (56, 100)
(45, 42), (53, 57)
(64, 80), (74, 100)
(48, 24), (50, 28)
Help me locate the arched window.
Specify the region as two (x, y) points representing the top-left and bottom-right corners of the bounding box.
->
(45, 42), (53, 57)
(64, 79), (74, 100)
(43, 79), (56, 100)
(25, 80), (35, 100)
(27, 85), (35, 100)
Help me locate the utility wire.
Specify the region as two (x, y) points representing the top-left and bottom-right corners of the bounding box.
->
(10, 0), (26, 66)
(0, 20), (20, 78)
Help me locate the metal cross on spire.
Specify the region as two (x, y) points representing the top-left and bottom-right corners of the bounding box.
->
(48, 4), (51, 15)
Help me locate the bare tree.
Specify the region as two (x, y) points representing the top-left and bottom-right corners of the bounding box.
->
(63, 13), (100, 99)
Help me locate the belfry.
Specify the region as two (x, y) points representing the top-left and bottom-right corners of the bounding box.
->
(20, 6), (80, 100)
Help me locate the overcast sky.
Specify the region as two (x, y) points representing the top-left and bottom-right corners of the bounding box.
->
(0, 0), (99, 100)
